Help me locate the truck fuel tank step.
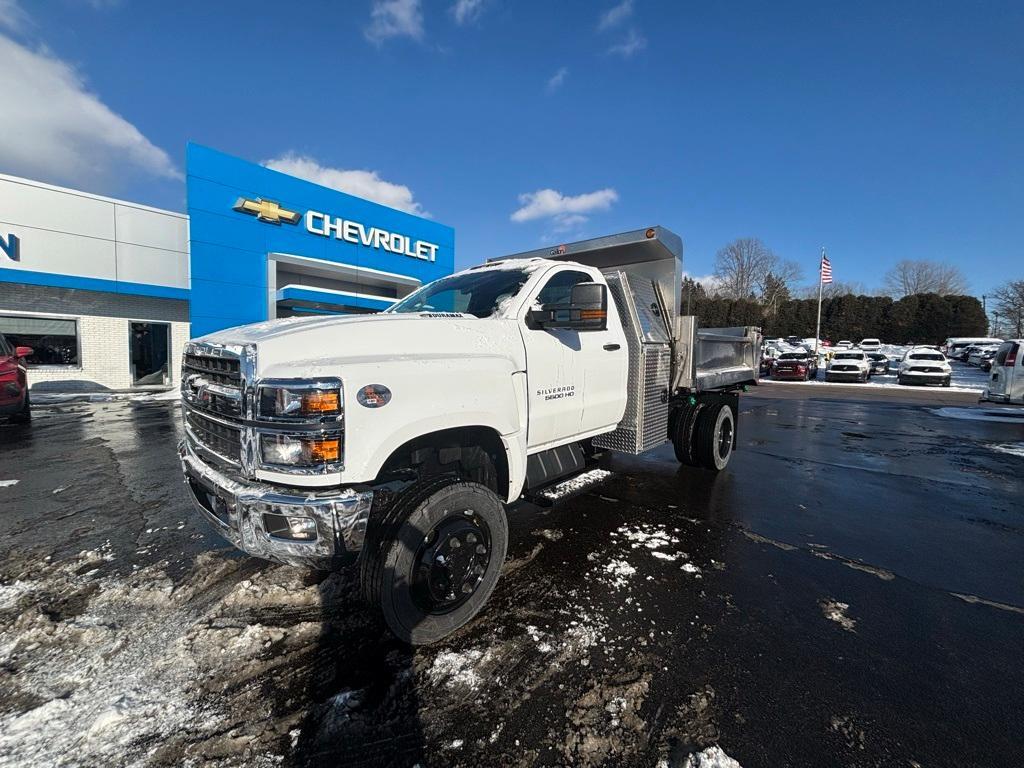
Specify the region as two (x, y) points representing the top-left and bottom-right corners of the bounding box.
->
(524, 468), (614, 507)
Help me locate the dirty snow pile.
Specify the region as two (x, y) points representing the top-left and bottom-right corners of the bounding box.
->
(0, 551), (329, 767)
(427, 649), (493, 692)
(539, 468), (612, 500)
(988, 442), (1024, 458)
(820, 599), (856, 632)
(602, 559), (637, 589)
(676, 745), (744, 768)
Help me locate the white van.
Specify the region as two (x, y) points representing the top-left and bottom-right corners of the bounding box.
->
(983, 340), (1024, 404)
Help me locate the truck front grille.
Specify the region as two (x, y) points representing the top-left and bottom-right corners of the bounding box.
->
(185, 410), (242, 465)
(183, 353), (240, 387)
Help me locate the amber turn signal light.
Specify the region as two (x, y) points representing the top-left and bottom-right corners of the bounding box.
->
(309, 438), (341, 462)
(302, 391), (340, 414)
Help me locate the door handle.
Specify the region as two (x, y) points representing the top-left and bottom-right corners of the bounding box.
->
(603, 343), (621, 351)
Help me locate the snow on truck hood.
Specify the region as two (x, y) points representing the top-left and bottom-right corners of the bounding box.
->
(195, 312), (524, 378)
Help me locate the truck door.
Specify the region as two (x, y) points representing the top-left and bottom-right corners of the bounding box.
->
(521, 268), (627, 448)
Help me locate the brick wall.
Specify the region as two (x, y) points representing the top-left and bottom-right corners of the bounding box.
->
(0, 284), (193, 391)
(10, 313), (190, 391)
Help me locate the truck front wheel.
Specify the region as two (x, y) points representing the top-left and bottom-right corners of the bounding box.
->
(695, 403), (735, 471)
(361, 478), (508, 645)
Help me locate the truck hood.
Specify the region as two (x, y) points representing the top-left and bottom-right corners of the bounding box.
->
(196, 312), (526, 378)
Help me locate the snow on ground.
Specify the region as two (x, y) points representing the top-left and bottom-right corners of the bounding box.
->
(30, 389), (180, 405)
(767, 377), (980, 394)
(765, 360), (989, 393)
(0, 552), (328, 767)
(678, 745), (744, 768)
(988, 443), (1024, 458)
(427, 649), (492, 692)
(819, 599), (856, 632)
(602, 559), (637, 589)
(933, 407), (1024, 424)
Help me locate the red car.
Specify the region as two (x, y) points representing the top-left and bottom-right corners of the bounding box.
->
(772, 351), (819, 381)
(0, 333), (32, 422)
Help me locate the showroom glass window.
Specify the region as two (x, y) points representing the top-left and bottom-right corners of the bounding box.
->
(0, 316), (79, 366)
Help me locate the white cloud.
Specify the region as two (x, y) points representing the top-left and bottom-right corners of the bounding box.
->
(546, 66), (568, 92)
(0, 33), (180, 189)
(598, 0), (633, 30)
(264, 153), (426, 216)
(0, 0), (30, 33)
(511, 188), (618, 227)
(450, 0), (485, 25)
(683, 272), (722, 294)
(364, 0), (424, 44)
(608, 28), (647, 57)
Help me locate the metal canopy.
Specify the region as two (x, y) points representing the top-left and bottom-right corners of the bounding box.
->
(496, 226), (681, 267)
(494, 226), (684, 319)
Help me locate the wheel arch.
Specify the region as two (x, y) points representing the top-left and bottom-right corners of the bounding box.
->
(374, 425), (513, 501)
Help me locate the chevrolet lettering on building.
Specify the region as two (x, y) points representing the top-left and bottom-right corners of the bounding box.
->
(305, 210), (439, 263)
(231, 196), (440, 263)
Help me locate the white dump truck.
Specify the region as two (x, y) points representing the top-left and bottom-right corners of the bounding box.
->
(179, 227), (760, 643)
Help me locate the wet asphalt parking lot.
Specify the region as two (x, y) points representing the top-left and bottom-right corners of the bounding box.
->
(0, 383), (1022, 768)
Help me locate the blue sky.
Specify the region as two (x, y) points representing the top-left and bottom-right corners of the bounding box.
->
(1, 0), (1021, 296)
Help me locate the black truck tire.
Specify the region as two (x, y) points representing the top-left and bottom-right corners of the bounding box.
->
(671, 402), (703, 466)
(361, 477), (508, 645)
(694, 402), (735, 471)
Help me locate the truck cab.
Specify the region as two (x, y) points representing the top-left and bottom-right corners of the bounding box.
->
(179, 227), (759, 643)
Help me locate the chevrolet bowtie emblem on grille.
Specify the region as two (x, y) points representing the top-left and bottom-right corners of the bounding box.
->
(232, 197), (302, 225)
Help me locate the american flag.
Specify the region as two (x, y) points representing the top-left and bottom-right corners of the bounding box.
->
(820, 253), (833, 284)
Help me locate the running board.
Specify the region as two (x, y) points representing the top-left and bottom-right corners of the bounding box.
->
(524, 468), (613, 507)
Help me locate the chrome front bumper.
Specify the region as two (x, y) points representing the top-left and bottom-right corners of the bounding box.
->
(179, 441), (373, 569)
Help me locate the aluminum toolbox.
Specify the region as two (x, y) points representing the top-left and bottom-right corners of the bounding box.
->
(592, 271), (672, 455)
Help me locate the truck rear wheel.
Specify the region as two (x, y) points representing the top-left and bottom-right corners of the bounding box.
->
(361, 477), (508, 645)
(695, 403), (735, 471)
(671, 403), (703, 466)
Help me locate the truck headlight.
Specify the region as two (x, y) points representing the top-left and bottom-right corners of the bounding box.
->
(261, 434), (342, 467)
(258, 381), (342, 421)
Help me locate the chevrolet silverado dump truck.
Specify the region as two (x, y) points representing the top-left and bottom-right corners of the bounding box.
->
(179, 227), (760, 643)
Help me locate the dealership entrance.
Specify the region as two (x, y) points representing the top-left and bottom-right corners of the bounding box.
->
(130, 322), (171, 386)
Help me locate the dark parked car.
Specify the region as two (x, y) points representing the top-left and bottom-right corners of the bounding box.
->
(0, 333), (32, 422)
(772, 351), (818, 381)
(866, 352), (890, 375)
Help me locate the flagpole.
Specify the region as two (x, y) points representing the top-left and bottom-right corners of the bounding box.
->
(814, 247), (825, 362)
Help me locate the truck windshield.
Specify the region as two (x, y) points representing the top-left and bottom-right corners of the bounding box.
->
(389, 267), (531, 318)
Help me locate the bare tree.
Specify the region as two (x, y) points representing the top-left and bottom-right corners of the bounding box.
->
(992, 279), (1024, 336)
(712, 238), (802, 301)
(797, 280), (869, 299)
(883, 260), (968, 297)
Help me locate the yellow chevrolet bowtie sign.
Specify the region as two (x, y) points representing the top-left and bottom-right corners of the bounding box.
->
(232, 197), (301, 225)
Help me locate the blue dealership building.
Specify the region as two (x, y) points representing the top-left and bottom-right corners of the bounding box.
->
(0, 144), (454, 390)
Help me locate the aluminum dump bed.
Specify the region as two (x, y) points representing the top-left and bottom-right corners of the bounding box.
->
(499, 227), (761, 395)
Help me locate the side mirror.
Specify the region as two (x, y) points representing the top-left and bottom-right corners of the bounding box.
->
(529, 282), (609, 331)
(14, 346), (33, 359)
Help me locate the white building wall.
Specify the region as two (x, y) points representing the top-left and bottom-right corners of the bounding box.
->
(0, 173), (189, 290)
(6, 311), (190, 391)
